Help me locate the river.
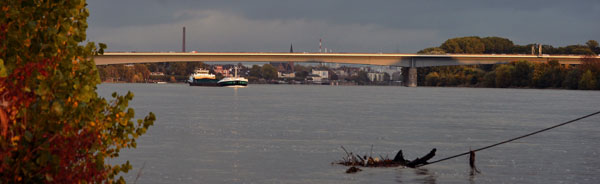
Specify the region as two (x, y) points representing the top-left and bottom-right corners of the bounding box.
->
(97, 84), (600, 183)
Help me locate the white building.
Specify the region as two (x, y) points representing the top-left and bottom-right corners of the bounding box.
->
(277, 72), (295, 79)
(334, 70), (348, 78)
(367, 72), (386, 82)
(311, 70), (329, 79)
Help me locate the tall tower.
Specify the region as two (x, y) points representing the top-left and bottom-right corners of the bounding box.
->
(182, 26), (186, 52)
(289, 43), (294, 71)
(319, 39), (322, 53)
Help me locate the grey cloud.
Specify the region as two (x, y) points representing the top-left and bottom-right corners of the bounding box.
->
(89, 10), (439, 52)
(86, 0), (600, 52)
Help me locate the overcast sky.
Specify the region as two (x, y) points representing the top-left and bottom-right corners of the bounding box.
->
(86, 0), (600, 53)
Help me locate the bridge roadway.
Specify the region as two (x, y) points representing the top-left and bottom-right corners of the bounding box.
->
(94, 52), (596, 87)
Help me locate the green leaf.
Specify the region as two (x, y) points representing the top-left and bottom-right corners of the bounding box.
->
(27, 20), (36, 29)
(24, 131), (33, 141)
(0, 59), (7, 77)
(34, 83), (49, 96)
(51, 101), (63, 115)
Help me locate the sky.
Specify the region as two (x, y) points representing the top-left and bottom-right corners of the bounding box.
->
(86, 0), (600, 53)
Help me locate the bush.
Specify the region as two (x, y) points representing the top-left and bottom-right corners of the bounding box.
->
(425, 72), (440, 86)
(495, 65), (514, 88)
(562, 69), (580, 89)
(482, 71), (496, 87)
(511, 61), (534, 87)
(579, 70), (597, 90)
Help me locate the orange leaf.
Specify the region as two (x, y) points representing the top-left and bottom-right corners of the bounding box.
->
(0, 109), (7, 137)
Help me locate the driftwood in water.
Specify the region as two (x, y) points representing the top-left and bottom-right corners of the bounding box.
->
(406, 148), (436, 168)
(393, 150), (406, 163)
(346, 166), (362, 173)
(336, 146), (437, 173)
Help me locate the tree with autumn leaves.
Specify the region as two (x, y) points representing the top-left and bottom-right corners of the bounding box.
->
(1, 0), (154, 183)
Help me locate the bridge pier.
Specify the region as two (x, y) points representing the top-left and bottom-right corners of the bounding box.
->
(407, 67), (417, 87)
(405, 57), (418, 87)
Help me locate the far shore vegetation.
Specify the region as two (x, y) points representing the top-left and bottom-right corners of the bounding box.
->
(414, 36), (599, 90)
(414, 59), (598, 90)
(98, 36), (600, 90)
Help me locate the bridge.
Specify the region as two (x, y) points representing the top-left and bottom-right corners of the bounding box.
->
(94, 52), (594, 87)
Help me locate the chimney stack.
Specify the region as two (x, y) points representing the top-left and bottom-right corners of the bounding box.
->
(182, 27), (186, 52)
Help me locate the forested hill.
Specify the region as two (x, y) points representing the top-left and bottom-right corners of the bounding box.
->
(418, 36), (599, 55)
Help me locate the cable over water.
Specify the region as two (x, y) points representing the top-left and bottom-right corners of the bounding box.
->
(418, 110), (600, 167)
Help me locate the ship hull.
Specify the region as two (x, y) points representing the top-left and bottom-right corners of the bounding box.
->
(189, 79), (221, 87)
(218, 80), (248, 87)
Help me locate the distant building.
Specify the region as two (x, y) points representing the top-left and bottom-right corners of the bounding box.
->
(333, 70), (349, 79)
(270, 62), (295, 73)
(269, 43), (296, 73)
(367, 72), (386, 82)
(213, 65), (230, 76)
(278, 72), (295, 79)
(311, 70), (328, 79)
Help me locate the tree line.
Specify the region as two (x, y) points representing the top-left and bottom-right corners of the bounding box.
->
(98, 62), (209, 82)
(417, 58), (599, 90)
(247, 64), (278, 81)
(415, 36), (599, 90)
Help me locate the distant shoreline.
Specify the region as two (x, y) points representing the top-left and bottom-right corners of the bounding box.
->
(100, 82), (599, 91)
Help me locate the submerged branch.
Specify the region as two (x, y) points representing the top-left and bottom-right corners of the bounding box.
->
(335, 146), (437, 173)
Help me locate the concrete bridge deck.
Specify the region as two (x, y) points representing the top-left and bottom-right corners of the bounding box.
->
(94, 52), (590, 67)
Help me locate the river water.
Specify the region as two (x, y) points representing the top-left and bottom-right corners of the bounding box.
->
(97, 84), (600, 184)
